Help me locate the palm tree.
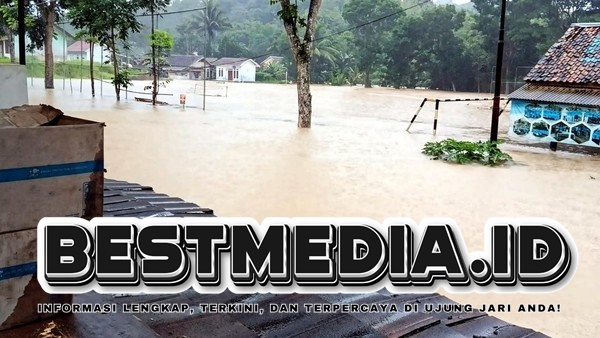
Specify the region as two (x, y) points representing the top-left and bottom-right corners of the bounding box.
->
(194, 0), (231, 57)
(312, 41), (340, 65)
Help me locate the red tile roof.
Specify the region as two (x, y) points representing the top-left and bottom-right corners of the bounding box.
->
(525, 23), (600, 87)
(67, 41), (91, 52)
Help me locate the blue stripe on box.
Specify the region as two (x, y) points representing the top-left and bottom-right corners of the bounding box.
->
(0, 160), (103, 183)
(0, 262), (37, 281)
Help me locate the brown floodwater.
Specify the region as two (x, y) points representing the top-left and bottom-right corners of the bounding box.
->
(28, 78), (600, 337)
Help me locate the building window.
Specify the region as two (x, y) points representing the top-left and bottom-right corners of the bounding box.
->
(234, 69), (239, 79)
(218, 68), (223, 77)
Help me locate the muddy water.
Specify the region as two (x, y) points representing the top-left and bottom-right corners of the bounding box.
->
(29, 79), (599, 337)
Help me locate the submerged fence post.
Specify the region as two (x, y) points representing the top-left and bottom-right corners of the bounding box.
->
(433, 99), (440, 136)
(406, 98), (428, 132)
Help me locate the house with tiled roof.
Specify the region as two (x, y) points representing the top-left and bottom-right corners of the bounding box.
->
(165, 55), (203, 78)
(188, 57), (259, 82)
(67, 41), (105, 63)
(508, 23), (600, 148)
(254, 55), (284, 68)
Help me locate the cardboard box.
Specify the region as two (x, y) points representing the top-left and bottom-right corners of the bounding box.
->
(0, 104), (104, 331)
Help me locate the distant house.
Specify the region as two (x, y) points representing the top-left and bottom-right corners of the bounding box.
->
(211, 57), (259, 82)
(1, 36), (10, 58)
(188, 57), (218, 80)
(187, 57), (258, 82)
(13, 24), (75, 62)
(255, 55), (284, 68)
(67, 41), (104, 63)
(165, 55), (203, 78)
(508, 23), (600, 148)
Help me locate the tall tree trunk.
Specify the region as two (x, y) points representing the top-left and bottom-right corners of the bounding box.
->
(90, 41), (95, 97)
(43, 8), (56, 89)
(364, 65), (372, 88)
(151, 5), (157, 105)
(276, 0), (322, 129)
(7, 30), (15, 63)
(296, 55), (311, 128)
(111, 28), (120, 101)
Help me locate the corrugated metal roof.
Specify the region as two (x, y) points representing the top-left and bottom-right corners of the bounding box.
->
(525, 23), (600, 86)
(509, 83), (600, 106)
(1, 180), (550, 338)
(103, 179), (214, 217)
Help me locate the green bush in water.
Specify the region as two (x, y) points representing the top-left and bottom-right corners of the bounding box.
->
(422, 139), (512, 166)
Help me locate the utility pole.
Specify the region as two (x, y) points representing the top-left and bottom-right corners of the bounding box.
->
(151, 2), (158, 106)
(490, 0), (507, 143)
(18, 0), (25, 65)
(203, 28), (207, 111)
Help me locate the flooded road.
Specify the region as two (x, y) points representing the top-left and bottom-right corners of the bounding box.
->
(29, 79), (600, 337)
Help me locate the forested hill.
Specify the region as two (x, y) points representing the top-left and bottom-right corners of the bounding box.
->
(130, 0), (599, 92)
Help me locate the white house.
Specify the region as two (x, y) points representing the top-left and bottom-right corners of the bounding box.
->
(1, 36), (10, 58)
(67, 41), (105, 63)
(212, 58), (259, 82)
(12, 25), (75, 62)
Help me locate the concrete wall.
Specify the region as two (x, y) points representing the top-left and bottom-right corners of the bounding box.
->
(0, 65), (28, 109)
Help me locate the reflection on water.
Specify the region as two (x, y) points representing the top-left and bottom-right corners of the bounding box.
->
(29, 79), (600, 337)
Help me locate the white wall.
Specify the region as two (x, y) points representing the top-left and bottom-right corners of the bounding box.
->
(214, 62), (256, 82)
(215, 66), (227, 81)
(92, 45), (105, 63)
(239, 62), (256, 82)
(0, 65), (28, 108)
(66, 46), (106, 64)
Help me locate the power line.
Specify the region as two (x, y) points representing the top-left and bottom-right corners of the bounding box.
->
(55, 6), (205, 24)
(248, 0), (430, 62)
(136, 7), (205, 17)
(315, 0), (430, 43)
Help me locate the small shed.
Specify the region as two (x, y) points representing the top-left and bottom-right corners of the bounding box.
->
(508, 23), (600, 148)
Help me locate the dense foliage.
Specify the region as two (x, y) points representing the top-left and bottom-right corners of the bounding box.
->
(422, 138), (513, 166)
(144, 0), (598, 91)
(2, 0), (600, 92)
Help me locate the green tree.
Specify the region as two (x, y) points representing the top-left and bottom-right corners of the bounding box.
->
(74, 30), (99, 97)
(68, 0), (142, 101)
(309, 10), (352, 83)
(36, 0), (66, 88)
(194, 0), (231, 57)
(174, 16), (203, 54)
(456, 13), (488, 92)
(144, 29), (173, 99)
(139, 0), (170, 105)
(0, 1), (44, 63)
(270, 0), (323, 128)
(342, 0), (403, 88)
(2, 0), (63, 87)
(217, 32), (251, 57)
(552, 0), (600, 30)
